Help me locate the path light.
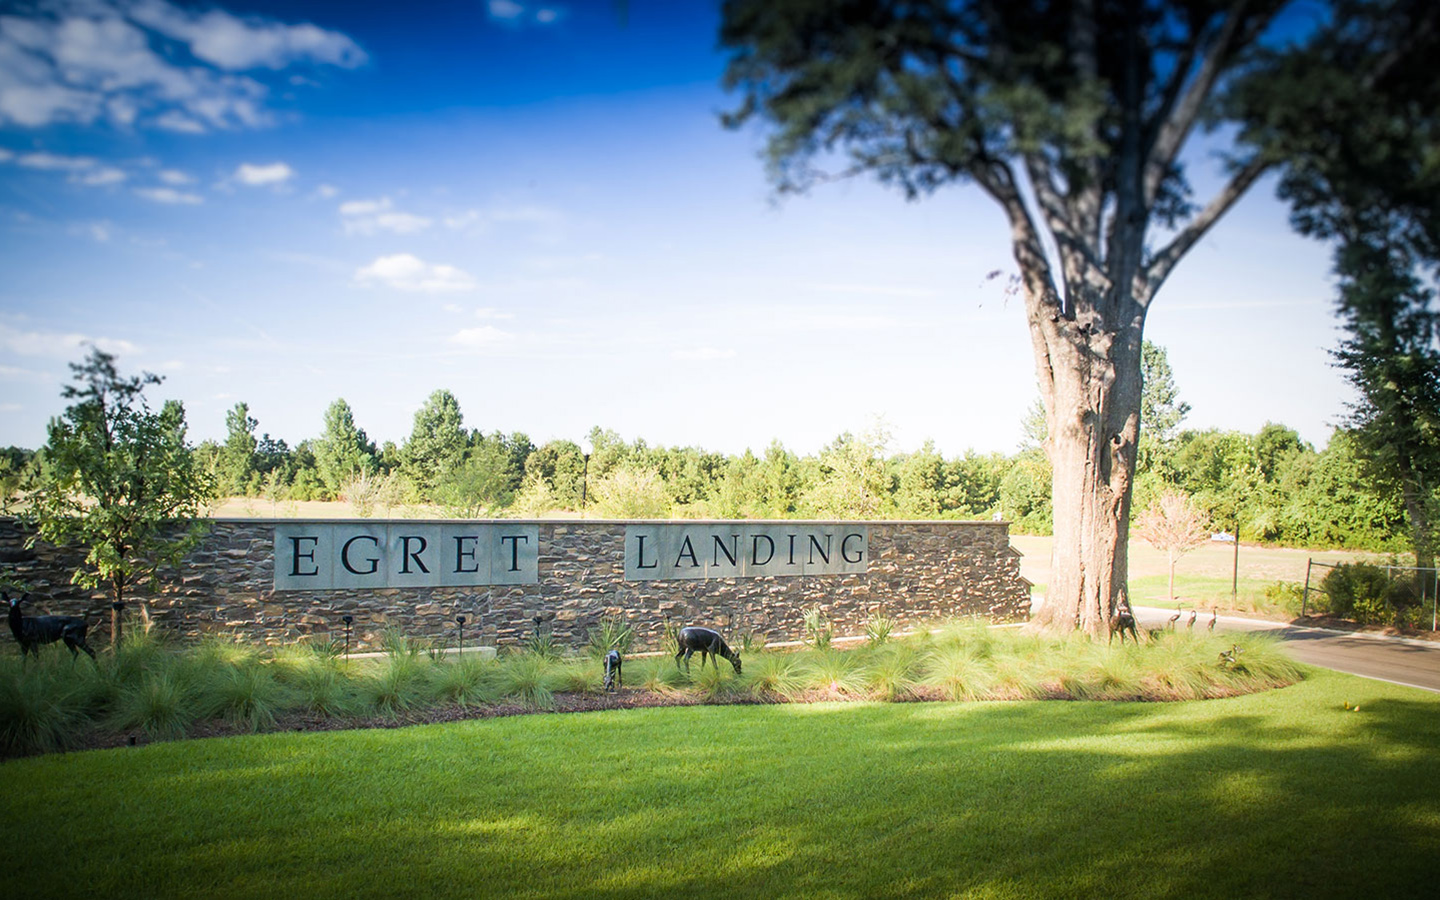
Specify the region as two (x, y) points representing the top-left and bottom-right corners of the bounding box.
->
(342, 614), (354, 662)
(581, 453), (591, 518)
(456, 615), (466, 657)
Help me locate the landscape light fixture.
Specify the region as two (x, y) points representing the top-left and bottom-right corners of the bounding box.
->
(581, 453), (591, 518)
(342, 614), (354, 661)
(456, 614), (466, 657)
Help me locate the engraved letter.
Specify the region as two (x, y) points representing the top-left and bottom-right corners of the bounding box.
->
(635, 534), (658, 569)
(675, 535), (700, 568)
(808, 533), (832, 565)
(751, 534), (775, 567)
(341, 535), (380, 575)
(289, 536), (319, 577)
(500, 534), (529, 572)
(400, 536), (430, 574)
(841, 532), (865, 564)
(454, 535), (480, 574)
(712, 534), (739, 568)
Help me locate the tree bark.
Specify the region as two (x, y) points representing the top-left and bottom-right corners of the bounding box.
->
(1028, 314), (1144, 637)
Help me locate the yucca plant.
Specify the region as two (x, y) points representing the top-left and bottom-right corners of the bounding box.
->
(802, 606), (833, 650)
(864, 613), (896, 647)
(586, 615), (635, 656)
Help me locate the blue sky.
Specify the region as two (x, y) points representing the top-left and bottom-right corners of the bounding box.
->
(0, 0), (1346, 458)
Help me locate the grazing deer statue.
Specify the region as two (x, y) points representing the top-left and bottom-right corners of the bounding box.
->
(1111, 599), (1139, 644)
(675, 626), (741, 675)
(6, 592), (96, 662)
(603, 649), (623, 692)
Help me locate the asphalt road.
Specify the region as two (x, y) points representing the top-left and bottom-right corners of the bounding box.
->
(1134, 606), (1440, 693)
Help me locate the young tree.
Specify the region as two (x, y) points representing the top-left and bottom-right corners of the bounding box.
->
(719, 0), (1422, 634)
(217, 402), (258, 496)
(402, 389), (467, 499)
(25, 348), (215, 644)
(1134, 490), (1210, 601)
(312, 399), (377, 497)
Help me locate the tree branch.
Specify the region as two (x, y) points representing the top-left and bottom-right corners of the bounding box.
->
(1142, 157), (1270, 300)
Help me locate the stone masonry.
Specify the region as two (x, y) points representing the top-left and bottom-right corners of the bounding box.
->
(0, 517), (1031, 650)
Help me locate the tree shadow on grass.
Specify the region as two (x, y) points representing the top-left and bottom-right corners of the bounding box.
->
(4, 678), (1438, 900)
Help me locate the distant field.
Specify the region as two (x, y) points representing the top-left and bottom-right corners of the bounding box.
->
(1012, 535), (1388, 611)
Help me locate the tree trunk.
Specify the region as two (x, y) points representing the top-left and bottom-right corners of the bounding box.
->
(110, 575), (124, 649)
(1030, 317), (1144, 638)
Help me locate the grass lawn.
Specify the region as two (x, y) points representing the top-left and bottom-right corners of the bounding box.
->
(2, 668), (1436, 899)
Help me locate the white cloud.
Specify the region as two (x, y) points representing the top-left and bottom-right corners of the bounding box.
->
(0, 1), (365, 133)
(671, 347), (738, 362)
(234, 161), (294, 186)
(0, 147), (11, 162)
(339, 196), (431, 235)
(0, 322), (137, 358)
(157, 168), (193, 185)
(313, 182), (338, 199)
(451, 325), (515, 347)
(354, 253), (476, 293)
(475, 307), (515, 320)
(486, 1), (565, 26)
(135, 186), (202, 204)
(72, 166), (126, 186)
(128, 0), (367, 70)
(16, 151), (95, 170)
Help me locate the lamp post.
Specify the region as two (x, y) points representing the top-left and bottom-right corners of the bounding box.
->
(342, 614), (354, 662)
(581, 452), (590, 518)
(456, 615), (466, 658)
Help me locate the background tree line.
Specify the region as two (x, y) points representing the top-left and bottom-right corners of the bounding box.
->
(2, 342), (1413, 553)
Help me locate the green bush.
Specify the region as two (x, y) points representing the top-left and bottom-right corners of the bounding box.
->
(1319, 563), (1418, 626)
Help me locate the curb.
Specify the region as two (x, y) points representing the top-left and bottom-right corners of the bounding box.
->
(1133, 606), (1440, 650)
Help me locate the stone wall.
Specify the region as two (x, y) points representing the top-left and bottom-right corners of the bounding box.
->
(0, 517), (1031, 649)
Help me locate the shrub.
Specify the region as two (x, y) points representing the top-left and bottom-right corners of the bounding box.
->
(357, 655), (431, 717)
(495, 654), (559, 709)
(742, 653), (805, 700)
(1320, 563), (1418, 626)
(1262, 581), (1306, 617)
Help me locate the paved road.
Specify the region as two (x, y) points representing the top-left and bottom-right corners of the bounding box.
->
(1134, 606), (1440, 693)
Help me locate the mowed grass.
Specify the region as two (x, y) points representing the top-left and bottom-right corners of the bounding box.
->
(2, 668), (1436, 900)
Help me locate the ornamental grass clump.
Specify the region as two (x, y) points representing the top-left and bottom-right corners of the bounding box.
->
(741, 652), (806, 700)
(200, 663), (292, 732)
(799, 648), (868, 697)
(924, 645), (996, 701)
(0, 656), (88, 755)
(553, 657), (601, 694)
(495, 653), (559, 709)
(110, 669), (196, 741)
(632, 657), (690, 696)
(863, 643), (923, 701)
(358, 654), (432, 717)
(429, 655), (499, 707)
(693, 663), (745, 701)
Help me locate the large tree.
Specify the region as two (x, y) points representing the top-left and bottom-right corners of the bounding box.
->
(402, 389), (468, 499)
(1229, 0), (1440, 572)
(719, 0), (1413, 634)
(26, 348), (215, 644)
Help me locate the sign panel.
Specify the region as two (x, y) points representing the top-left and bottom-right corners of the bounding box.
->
(624, 524), (867, 581)
(274, 523), (539, 591)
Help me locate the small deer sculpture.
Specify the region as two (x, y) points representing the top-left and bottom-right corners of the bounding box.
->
(675, 626), (742, 675)
(603, 649), (623, 692)
(5, 592), (96, 662)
